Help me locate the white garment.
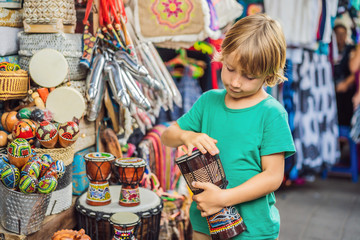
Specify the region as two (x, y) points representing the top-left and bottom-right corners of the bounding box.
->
(0, 26), (21, 56)
(213, 0), (243, 28)
(264, 0), (321, 47)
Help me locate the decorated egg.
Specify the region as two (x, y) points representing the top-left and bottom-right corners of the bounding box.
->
(36, 121), (58, 148)
(43, 168), (58, 179)
(7, 138), (31, 168)
(38, 175), (58, 194)
(1, 112), (8, 131)
(58, 121), (79, 148)
(39, 161), (50, 178)
(30, 108), (45, 122)
(0, 157), (10, 179)
(4, 111), (18, 132)
(49, 160), (65, 179)
(19, 174), (38, 193)
(21, 161), (40, 178)
(0, 153), (9, 163)
(16, 108), (32, 120)
(12, 119), (37, 144)
(41, 154), (54, 165)
(1, 164), (20, 189)
(0, 130), (8, 147)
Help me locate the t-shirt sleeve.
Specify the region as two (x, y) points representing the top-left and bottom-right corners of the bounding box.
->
(260, 112), (296, 158)
(176, 93), (207, 133)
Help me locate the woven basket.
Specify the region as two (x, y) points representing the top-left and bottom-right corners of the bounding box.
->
(0, 70), (29, 101)
(23, 0), (76, 25)
(34, 145), (75, 215)
(18, 32), (87, 80)
(0, 181), (51, 235)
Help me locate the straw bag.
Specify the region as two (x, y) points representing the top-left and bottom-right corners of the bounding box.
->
(23, 0), (76, 33)
(0, 8), (23, 28)
(18, 32), (87, 80)
(0, 181), (51, 235)
(0, 69), (29, 101)
(34, 145), (75, 215)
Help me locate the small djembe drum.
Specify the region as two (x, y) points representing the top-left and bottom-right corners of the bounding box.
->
(109, 212), (141, 240)
(114, 158), (146, 207)
(176, 150), (246, 240)
(84, 152), (115, 206)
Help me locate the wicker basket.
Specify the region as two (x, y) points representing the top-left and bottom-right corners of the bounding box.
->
(18, 32), (87, 80)
(23, 0), (76, 25)
(34, 145), (75, 215)
(0, 70), (29, 101)
(0, 181), (51, 235)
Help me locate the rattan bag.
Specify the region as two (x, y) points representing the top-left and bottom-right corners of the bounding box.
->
(0, 69), (29, 101)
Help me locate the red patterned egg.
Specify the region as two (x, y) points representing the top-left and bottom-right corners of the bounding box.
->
(12, 119), (37, 143)
(36, 121), (58, 148)
(57, 121), (79, 140)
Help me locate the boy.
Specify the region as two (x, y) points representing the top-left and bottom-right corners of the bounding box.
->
(161, 14), (296, 240)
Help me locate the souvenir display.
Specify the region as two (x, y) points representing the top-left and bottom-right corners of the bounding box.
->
(29, 49), (69, 88)
(76, 186), (163, 240)
(12, 119), (37, 144)
(176, 150), (247, 239)
(109, 212), (140, 240)
(115, 157), (146, 207)
(84, 152), (115, 206)
(36, 121), (59, 149)
(46, 87), (86, 123)
(7, 138), (32, 168)
(57, 121), (80, 148)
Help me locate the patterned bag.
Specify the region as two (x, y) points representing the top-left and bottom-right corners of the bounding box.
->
(133, 0), (221, 44)
(72, 146), (94, 196)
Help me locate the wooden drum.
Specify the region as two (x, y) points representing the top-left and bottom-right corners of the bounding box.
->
(75, 186), (163, 240)
(109, 212), (140, 240)
(114, 158), (146, 207)
(176, 150), (246, 240)
(84, 152), (115, 206)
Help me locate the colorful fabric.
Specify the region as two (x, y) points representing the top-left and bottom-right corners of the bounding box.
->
(72, 147), (92, 195)
(134, 0), (220, 44)
(80, 25), (97, 68)
(0, 55), (19, 64)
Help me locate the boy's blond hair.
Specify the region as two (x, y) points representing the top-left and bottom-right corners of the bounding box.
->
(215, 14), (287, 87)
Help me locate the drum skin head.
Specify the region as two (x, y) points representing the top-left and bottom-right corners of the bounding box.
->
(29, 49), (69, 88)
(110, 212), (140, 226)
(46, 87), (85, 123)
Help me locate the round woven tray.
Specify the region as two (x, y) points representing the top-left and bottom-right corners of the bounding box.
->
(33, 145), (74, 166)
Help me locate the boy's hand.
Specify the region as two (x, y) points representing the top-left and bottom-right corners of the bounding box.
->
(181, 132), (219, 156)
(192, 181), (225, 217)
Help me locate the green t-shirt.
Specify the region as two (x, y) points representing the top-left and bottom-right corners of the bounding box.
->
(177, 89), (296, 240)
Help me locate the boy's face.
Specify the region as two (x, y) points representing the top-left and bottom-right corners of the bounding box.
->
(221, 52), (265, 100)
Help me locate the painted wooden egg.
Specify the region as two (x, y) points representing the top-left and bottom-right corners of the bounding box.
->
(38, 175), (58, 194)
(7, 138), (31, 168)
(40, 154), (54, 165)
(0, 157), (10, 179)
(39, 161), (50, 178)
(0, 130), (8, 147)
(1, 112), (8, 131)
(5, 111), (19, 132)
(21, 161), (40, 178)
(12, 119), (37, 144)
(58, 121), (79, 148)
(16, 108), (32, 119)
(1, 164), (20, 189)
(0, 153), (8, 163)
(49, 160), (65, 179)
(19, 174), (38, 193)
(36, 121), (58, 149)
(43, 168), (58, 179)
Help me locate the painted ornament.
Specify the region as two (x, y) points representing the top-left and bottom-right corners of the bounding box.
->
(0, 131), (8, 147)
(19, 174), (38, 193)
(1, 164), (20, 189)
(16, 108), (32, 119)
(7, 138), (31, 168)
(40, 154), (54, 165)
(58, 121), (80, 148)
(49, 160), (65, 179)
(12, 119), (37, 144)
(36, 121), (58, 148)
(0, 156), (10, 178)
(39, 161), (50, 178)
(21, 161), (40, 178)
(38, 175), (58, 194)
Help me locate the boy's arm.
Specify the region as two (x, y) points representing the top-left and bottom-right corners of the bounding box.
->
(350, 46), (360, 73)
(161, 122), (219, 156)
(193, 152), (284, 217)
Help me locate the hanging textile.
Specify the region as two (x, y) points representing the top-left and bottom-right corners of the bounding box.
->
(289, 48), (340, 174)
